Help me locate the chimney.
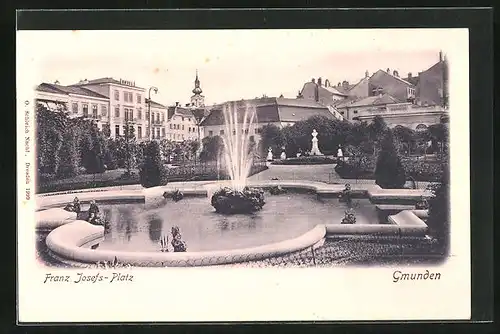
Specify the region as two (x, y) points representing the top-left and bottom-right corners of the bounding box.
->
(386, 68), (390, 73)
(311, 78), (316, 84)
(54, 80), (60, 85)
(337, 82), (341, 87)
(314, 83), (319, 102)
(342, 80), (349, 90)
(365, 70), (369, 78)
(439, 50), (443, 62)
(393, 70), (399, 77)
(175, 102), (179, 107)
(325, 79), (330, 87)
(408, 72), (412, 78)
(317, 77), (322, 86)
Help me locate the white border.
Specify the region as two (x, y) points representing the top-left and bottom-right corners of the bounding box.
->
(17, 28), (470, 322)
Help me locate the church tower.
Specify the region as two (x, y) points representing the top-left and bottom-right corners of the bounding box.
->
(190, 70), (205, 108)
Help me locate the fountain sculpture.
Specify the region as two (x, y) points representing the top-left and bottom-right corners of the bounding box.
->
(211, 102), (266, 214)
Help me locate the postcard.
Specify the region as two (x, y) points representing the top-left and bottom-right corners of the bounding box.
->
(17, 27), (470, 323)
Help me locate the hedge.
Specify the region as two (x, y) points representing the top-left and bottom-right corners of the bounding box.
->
(335, 157), (446, 182)
(271, 156), (337, 165)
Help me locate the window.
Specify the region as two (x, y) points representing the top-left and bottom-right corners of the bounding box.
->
(130, 109), (134, 120)
(114, 90), (119, 100)
(161, 113), (165, 122)
(233, 130), (236, 135)
(254, 128), (259, 134)
(157, 128), (161, 138)
(138, 126), (142, 139)
(72, 103), (78, 114)
(353, 110), (358, 114)
(129, 92), (133, 103)
(101, 105), (107, 116)
(244, 129), (249, 134)
(182, 117), (184, 121)
(156, 113), (160, 123)
(115, 125), (120, 137)
(209, 130), (213, 137)
(146, 127), (150, 137)
(162, 128), (165, 137)
(169, 124), (172, 129)
(124, 92), (128, 102)
(182, 125), (184, 130)
(92, 104), (98, 118)
(83, 104), (89, 117)
(136, 94), (141, 104)
(137, 108), (142, 119)
(182, 134), (184, 140)
(340, 111), (345, 115)
(220, 130), (224, 135)
(249, 135), (255, 142)
(115, 107), (120, 118)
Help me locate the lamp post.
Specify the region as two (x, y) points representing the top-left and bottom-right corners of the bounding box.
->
(146, 86), (158, 141)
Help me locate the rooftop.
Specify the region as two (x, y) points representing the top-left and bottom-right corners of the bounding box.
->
(200, 97), (333, 126)
(36, 83), (109, 99)
(69, 77), (145, 89)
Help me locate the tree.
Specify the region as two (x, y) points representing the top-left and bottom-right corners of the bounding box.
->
(57, 128), (79, 177)
(122, 123), (136, 174)
(374, 129), (406, 188)
(159, 139), (175, 163)
(35, 104), (67, 175)
(200, 135), (224, 162)
(139, 140), (164, 188)
(259, 124), (285, 156)
(426, 161), (450, 254)
(368, 116), (388, 155)
(393, 125), (415, 156)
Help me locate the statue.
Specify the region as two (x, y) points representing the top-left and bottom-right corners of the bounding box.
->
(338, 183), (353, 208)
(171, 226), (187, 252)
(415, 196), (429, 210)
(211, 186), (265, 214)
(280, 150), (286, 160)
(341, 208), (357, 224)
(310, 129), (323, 156)
(337, 145), (344, 162)
(64, 197), (81, 213)
(267, 147), (273, 161)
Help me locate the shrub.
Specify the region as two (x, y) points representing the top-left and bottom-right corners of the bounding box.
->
(139, 141), (164, 188)
(374, 130), (406, 188)
(426, 162), (450, 254)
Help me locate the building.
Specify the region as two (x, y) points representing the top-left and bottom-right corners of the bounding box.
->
(166, 103), (200, 142)
(35, 82), (110, 131)
(415, 51), (449, 107)
(35, 77), (173, 142)
(149, 100), (168, 141)
(200, 97), (334, 145)
(69, 78), (152, 140)
(190, 70), (205, 108)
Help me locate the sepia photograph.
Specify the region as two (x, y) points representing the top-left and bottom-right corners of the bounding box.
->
(17, 26), (471, 322)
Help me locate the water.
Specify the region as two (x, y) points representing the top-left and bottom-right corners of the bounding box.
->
(220, 101), (256, 192)
(93, 193), (381, 252)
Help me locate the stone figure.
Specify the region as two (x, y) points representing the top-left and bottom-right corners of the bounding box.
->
(310, 129), (323, 156)
(415, 196), (429, 210)
(88, 200), (100, 225)
(337, 145), (344, 162)
(171, 226), (187, 252)
(267, 147), (273, 161)
(64, 197), (81, 213)
(338, 183), (353, 208)
(280, 151), (286, 160)
(341, 208), (357, 224)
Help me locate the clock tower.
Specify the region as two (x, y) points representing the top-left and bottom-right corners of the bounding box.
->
(190, 70), (205, 108)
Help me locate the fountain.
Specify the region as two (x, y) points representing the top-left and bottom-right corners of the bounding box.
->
(211, 102), (266, 214)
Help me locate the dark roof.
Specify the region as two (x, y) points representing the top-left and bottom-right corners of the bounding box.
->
(200, 97), (332, 126)
(347, 93), (400, 108)
(167, 106), (197, 120)
(370, 69), (414, 87)
(150, 100), (167, 109)
(403, 76), (420, 86)
(36, 83), (109, 99)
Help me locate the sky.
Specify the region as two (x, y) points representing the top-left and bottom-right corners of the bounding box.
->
(18, 29), (461, 106)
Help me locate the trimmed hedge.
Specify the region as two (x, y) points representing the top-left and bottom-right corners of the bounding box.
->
(36, 164), (269, 194)
(271, 156), (337, 165)
(335, 156), (446, 182)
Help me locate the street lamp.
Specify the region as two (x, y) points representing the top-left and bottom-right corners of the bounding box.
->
(146, 86), (158, 141)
